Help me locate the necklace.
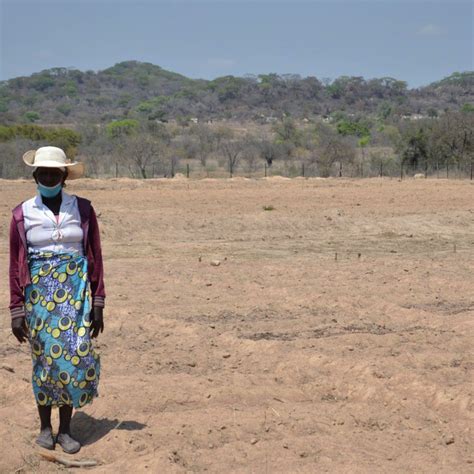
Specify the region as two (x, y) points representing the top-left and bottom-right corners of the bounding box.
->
(40, 192), (74, 243)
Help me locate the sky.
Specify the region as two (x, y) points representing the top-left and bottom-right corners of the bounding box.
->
(0, 0), (472, 88)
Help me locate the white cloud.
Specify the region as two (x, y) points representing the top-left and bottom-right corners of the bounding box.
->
(417, 24), (442, 36)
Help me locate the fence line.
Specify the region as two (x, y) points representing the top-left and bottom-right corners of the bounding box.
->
(1, 155), (473, 180)
(97, 159), (474, 180)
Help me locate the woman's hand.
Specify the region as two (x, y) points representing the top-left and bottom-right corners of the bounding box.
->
(12, 317), (29, 343)
(90, 306), (104, 339)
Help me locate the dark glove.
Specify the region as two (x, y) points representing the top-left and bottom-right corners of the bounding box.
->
(12, 317), (29, 343)
(90, 306), (104, 339)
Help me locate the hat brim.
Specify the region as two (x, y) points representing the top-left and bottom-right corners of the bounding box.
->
(22, 150), (85, 180)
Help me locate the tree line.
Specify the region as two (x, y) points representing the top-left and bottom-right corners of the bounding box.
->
(0, 108), (472, 180)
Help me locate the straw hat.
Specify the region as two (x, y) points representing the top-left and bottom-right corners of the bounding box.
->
(23, 146), (84, 180)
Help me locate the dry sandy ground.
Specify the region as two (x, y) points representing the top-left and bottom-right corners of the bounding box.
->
(0, 177), (472, 473)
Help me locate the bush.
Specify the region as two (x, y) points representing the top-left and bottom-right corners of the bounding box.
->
(0, 124), (81, 157)
(57, 103), (73, 116)
(106, 119), (139, 138)
(24, 111), (40, 123)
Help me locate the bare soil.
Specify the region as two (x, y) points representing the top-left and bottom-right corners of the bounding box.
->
(0, 177), (472, 473)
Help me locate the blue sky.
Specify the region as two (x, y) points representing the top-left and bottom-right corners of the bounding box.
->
(0, 0), (472, 88)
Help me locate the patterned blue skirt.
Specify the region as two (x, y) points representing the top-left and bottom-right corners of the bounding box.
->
(25, 250), (100, 408)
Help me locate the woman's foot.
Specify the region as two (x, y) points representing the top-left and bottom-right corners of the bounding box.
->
(36, 426), (55, 450)
(56, 432), (81, 454)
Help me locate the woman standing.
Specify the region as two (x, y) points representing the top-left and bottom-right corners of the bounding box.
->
(9, 146), (105, 454)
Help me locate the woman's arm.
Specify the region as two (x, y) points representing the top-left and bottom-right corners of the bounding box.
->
(88, 205), (106, 307)
(9, 215), (29, 343)
(9, 215), (26, 319)
(88, 205), (105, 338)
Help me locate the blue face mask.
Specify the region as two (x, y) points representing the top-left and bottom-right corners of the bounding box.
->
(37, 182), (62, 198)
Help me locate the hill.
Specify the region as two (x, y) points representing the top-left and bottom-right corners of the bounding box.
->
(0, 61), (472, 125)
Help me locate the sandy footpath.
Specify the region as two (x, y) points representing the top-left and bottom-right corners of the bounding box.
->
(0, 177), (472, 473)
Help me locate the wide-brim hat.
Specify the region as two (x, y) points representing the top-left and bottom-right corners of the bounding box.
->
(23, 146), (84, 180)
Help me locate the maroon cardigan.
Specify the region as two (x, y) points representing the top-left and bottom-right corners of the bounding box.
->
(9, 196), (105, 320)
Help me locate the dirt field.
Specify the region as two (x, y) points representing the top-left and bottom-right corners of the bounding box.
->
(0, 177), (472, 473)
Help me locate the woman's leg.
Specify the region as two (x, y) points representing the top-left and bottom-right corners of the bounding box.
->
(36, 404), (54, 449)
(37, 404), (52, 430)
(56, 405), (81, 453)
(58, 405), (73, 434)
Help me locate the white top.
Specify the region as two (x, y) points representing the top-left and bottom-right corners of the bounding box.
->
(22, 190), (84, 255)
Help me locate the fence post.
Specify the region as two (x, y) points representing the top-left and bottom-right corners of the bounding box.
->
(264, 163), (267, 177)
(115, 162), (118, 178)
(187, 163), (190, 178)
(380, 162), (383, 177)
(302, 163), (305, 178)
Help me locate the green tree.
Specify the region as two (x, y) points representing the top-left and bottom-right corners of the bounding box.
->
(337, 119), (370, 138)
(401, 127), (428, 171)
(137, 101), (153, 113)
(24, 111), (40, 123)
(461, 103), (474, 113)
(326, 81), (343, 99)
(57, 103), (73, 116)
(63, 81), (78, 97)
(377, 102), (392, 120)
(106, 119), (139, 138)
(0, 99), (9, 113)
(31, 74), (55, 91)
